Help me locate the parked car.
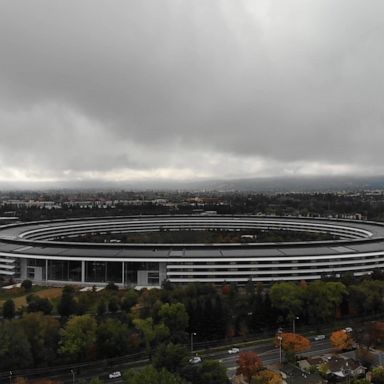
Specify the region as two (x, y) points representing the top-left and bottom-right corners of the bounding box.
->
(313, 335), (326, 341)
(108, 371), (121, 379)
(228, 347), (240, 354)
(189, 356), (202, 364)
(344, 327), (353, 333)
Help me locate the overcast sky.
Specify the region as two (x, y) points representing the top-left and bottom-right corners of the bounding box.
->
(0, 0), (384, 185)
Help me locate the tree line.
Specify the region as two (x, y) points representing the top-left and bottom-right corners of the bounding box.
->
(2, 272), (384, 372)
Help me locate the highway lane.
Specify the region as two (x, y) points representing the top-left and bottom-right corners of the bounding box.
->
(219, 339), (333, 380)
(206, 338), (331, 367)
(9, 339), (334, 384)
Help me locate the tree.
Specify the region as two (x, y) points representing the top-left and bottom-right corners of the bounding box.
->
(105, 282), (119, 291)
(351, 379), (370, 384)
(108, 296), (119, 313)
(158, 303), (189, 342)
(249, 370), (283, 384)
(371, 268), (384, 280)
(370, 322), (384, 347)
(221, 283), (231, 295)
(152, 343), (189, 373)
(21, 279), (33, 292)
(135, 289), (163, 319)
(198, 295), (227, 339)
(349, 280), (384, 315)
(97, 299), (107, 316)
(121, 289), (139, 311)
(0, 320), (33, 369)
(228, 283), (239, 305)
(89, 378), (104, 384)
(26, 294), (53, 315)
(2, 299), (15, 319)
(13, 378), (29, 384)
(372, 366), (384, 384)
(270, 282), (303, 320)
(96, 319), (131, 358)
(236, 351), (263, 383)
(181, 360), (229, 384)
(122, 366), (186, 384)
(304, 281), (347, 323)
(19, 312), (60, 366)
(355, 347), (376, 369)
(245, 279), (256, 299)
(193, 360), (229, 384)
(248, 284), (269, 333)
(330, 329), (353, 351)
(57, 285), (77, 317)
(279, 332), (311, 354)
(59, 315), (97, 361)
(133, 318), (170, 355)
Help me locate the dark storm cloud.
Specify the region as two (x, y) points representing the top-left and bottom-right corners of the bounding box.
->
(0, 0), (384, 182)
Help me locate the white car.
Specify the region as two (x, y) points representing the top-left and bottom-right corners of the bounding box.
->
(313, 335), (326, 341)
(228, 347), (240, 354)
(108, 371), (121, 379)
(189, 356), (202, 364)
(344, 327), (353, 333)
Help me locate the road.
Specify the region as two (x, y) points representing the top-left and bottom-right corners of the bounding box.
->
(198, 338), (333, 381)
(46, 339), (334, 384)
(0, 340), (332, 384)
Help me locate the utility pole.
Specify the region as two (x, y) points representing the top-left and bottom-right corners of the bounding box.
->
(277, 336), (283, 365)
(190, 332), (197, 354)
(293, 316), (299, 334)
(70, 369), (75, 384)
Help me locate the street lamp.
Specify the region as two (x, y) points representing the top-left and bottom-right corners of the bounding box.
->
(292, 316), (299, 334)
(9, 371), (12, 384)
(190, 332), (197, 354)
(277, 336), (282, 365)
(70, 369), (75, 384)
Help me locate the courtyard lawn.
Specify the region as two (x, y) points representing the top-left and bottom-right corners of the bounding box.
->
(0, 286), (63, 309)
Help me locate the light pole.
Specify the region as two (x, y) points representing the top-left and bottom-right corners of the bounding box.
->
(9, 371), (12, 384)
(277, 336), (282, 365)
(292, 316), (299, 334)
(70, 369), (75, 384)
(190, 332), (197, 354)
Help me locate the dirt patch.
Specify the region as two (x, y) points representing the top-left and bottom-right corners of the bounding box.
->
(34, 287), (63, 300)
(0, 287), (63, 308)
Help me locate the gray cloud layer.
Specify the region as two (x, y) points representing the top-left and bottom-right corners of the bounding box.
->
(0, 0), (384, 183)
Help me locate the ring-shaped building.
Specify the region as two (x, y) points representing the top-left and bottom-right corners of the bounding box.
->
(1, 215), (384, 286)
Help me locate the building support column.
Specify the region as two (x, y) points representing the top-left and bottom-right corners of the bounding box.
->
(19, 259), (28, 280)
(45, 259), (48, 281)
(122, 262), (125, 286)
(20, 258), (27, 280)
(159, 262), (167, 285)
(81, 261), (85, 283)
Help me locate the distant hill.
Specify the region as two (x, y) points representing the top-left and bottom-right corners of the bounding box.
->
(181, 175), (384, 193)
(2, 175), (384, 192)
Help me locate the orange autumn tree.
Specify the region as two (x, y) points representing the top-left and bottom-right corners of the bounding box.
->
(236, 351), (263, 383)
(15, 378), (60, 384)
(371, 322), (384, 346)
(13, 378), (28, 384)
(257, 369), (283, 384)
(279, 332), (311, 353)
(330, 330), (353, 351)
